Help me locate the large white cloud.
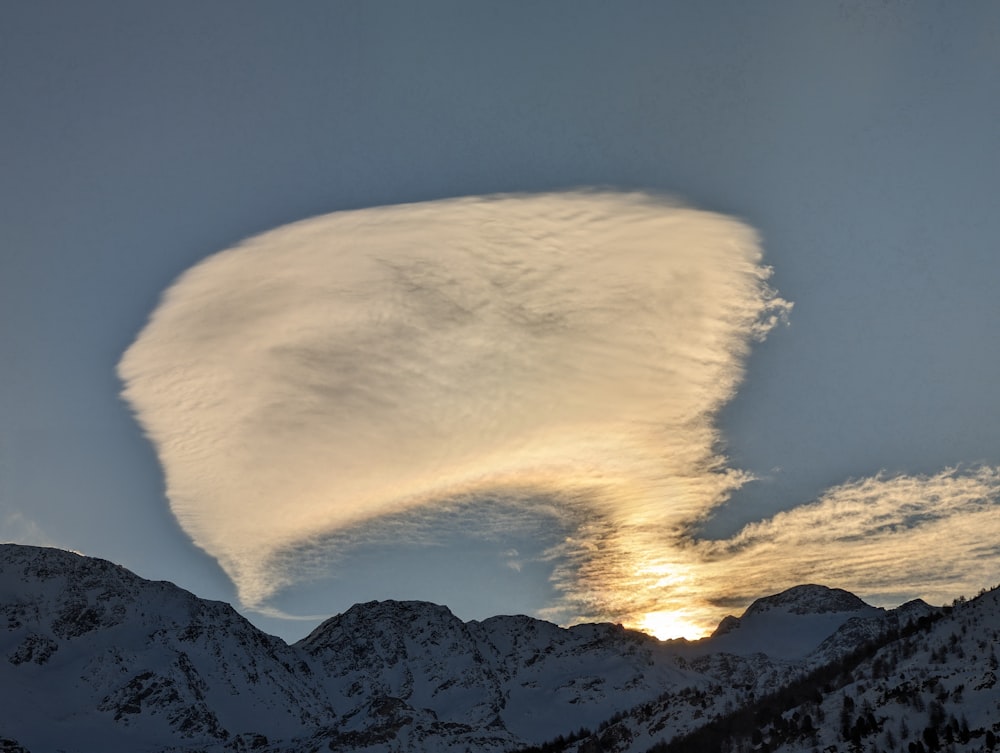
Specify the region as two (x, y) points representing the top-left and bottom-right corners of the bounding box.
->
(120, 191), (1000, 638)
(119, 190), (790, 613)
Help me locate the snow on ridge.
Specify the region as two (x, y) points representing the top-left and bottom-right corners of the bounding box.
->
(684, 585), (885, 663)
(742, 583), (873, 617)
(4, 544), (987, 753)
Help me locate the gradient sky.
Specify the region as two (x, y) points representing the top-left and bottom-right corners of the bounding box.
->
(3, 2), (1000, 641)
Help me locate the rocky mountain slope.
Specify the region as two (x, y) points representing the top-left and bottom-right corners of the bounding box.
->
(523, 588), (1000, 753)
(675, 585), (1000, 753)
(0, 544), (995, 753)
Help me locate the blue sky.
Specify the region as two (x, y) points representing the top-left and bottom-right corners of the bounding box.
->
(2, 2), (1000, 640)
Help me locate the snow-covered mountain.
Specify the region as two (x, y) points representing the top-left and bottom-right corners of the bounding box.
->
(692, 584), (886, 661)
(0, 544), (996, 753)
(0, 544), (332, 752)
(527, 588), (1000, 753)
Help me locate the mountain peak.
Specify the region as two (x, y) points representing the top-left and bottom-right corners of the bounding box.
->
(710, 614), (742, 638)
(300, 598), (458, 639)
(698, 585), (881, 661)
(743, 584), (871, 618)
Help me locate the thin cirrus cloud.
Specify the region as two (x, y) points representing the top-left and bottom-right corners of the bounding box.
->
(119, 190), (1000, 637)
(587, 466), (1000, 638)
(118, 190), (792, 619)
(700, 467), (1000, 602)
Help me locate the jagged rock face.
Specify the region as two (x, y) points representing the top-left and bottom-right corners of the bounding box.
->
(0, 543), (148, 640)
(2, 544), (981, 753)
(301, 599), (507, 730)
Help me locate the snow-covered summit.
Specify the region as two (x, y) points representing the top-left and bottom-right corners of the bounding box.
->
(742, 584), (871, 617)
(300, 598), (468, 657)
(689, 585), (884, 662)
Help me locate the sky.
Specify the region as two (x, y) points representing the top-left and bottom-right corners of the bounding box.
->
(2, 1), (1000, 642)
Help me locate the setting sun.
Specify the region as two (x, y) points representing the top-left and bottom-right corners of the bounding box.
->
(633, 610), (710, 641)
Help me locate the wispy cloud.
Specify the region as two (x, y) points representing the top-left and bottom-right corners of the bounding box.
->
(548, 466), (1000, 637)
(696, 466), (1000, 607)
(119, 190), (791, 616)
(1, 508), (62, 550)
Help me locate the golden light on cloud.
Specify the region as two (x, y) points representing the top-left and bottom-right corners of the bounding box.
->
(118, 189), (1000, 634)
(609, 466), (1000, 639)
(119, 190), (789, 617)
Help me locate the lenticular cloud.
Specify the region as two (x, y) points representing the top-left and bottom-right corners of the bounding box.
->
(119, 191), (790, 613)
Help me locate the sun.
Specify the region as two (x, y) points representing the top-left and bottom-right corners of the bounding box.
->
(634, 610), (708, 641)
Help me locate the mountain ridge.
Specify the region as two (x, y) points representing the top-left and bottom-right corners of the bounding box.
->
(742, 583), (872, 617)
(2, 543), (994, 753)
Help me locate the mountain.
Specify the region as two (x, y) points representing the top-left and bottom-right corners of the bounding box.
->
(693, 584), (884, 661)
(301, 600), (698, 748)
(0, 544), (332, 752)
(529, 589), (1000, 753)
(1, 544), (996, 753)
